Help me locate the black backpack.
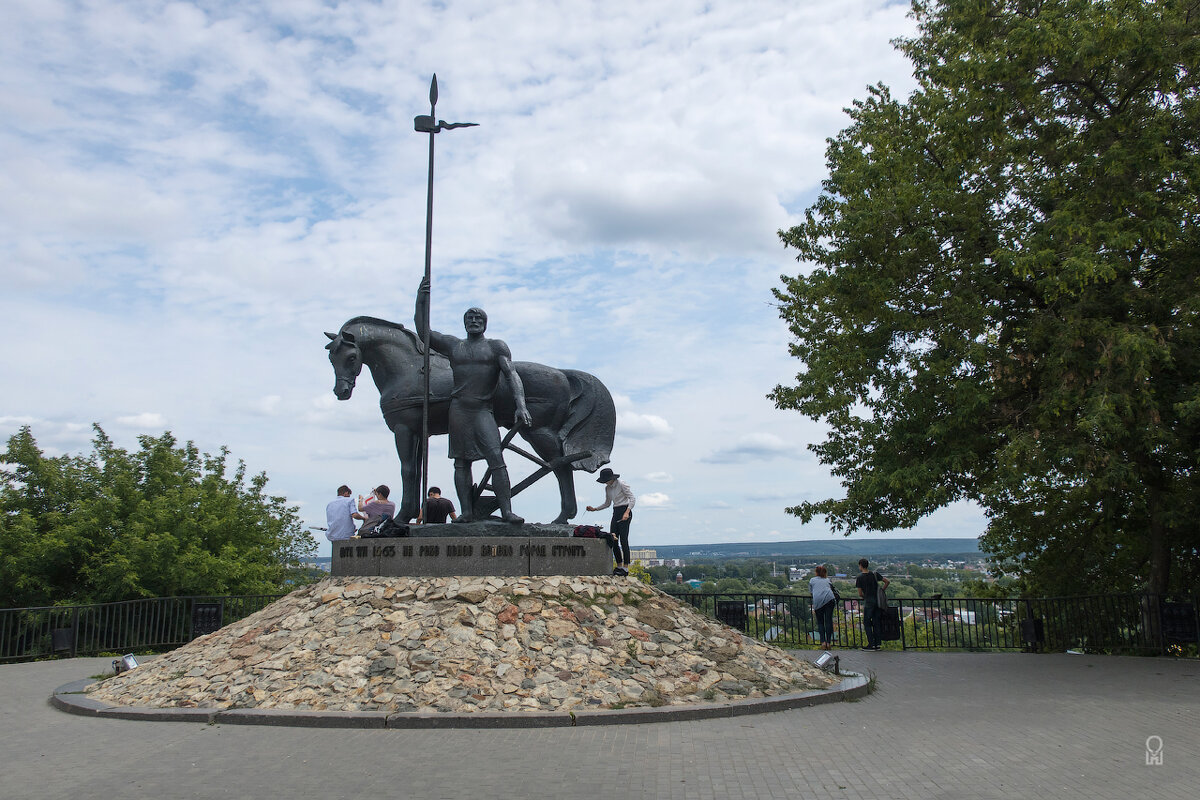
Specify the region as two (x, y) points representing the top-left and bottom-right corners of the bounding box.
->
(360, 514), (409, 538)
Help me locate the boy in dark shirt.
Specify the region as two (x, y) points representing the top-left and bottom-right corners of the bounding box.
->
(855, 558), (890, 650)
(417, 487), (458, 525)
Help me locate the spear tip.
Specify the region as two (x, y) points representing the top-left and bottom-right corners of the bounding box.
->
(429, 74), (438, 106)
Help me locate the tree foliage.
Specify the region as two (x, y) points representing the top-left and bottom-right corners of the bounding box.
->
(0, 425), (315, 607)
(773, 0), (1200, 596)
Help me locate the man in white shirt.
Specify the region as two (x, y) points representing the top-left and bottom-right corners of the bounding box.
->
(325, 485), (361, 541)
(587, 468), (636, 576)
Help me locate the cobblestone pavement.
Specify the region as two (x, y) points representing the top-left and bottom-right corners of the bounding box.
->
(3, 650), (1196, 800)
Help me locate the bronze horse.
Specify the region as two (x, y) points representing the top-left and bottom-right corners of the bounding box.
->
(325, 316), (614, 523)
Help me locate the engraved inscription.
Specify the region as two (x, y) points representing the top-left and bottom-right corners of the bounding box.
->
(335, 536), (604, 576)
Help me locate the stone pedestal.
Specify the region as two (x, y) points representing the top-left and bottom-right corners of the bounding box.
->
(331, 535), (613, 577)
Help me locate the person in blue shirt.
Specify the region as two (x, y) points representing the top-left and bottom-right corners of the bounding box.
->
(324, 485), (363, 541)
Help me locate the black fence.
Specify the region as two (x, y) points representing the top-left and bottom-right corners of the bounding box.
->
(4, 589), (1196, 662)
(664, 590), (1200, 655)
(0, 594), (285, 663)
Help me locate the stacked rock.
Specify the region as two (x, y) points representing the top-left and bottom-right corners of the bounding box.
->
(88, 576), (837, 714)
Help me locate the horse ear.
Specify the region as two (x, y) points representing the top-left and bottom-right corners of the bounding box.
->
(342, 331), (357, 344)
(325, 331), (338, 341)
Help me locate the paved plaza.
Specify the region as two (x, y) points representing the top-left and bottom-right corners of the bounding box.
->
(2, 650), (1195, 800)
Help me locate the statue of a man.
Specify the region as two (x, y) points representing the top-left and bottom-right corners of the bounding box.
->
(415, 278), (532, 523)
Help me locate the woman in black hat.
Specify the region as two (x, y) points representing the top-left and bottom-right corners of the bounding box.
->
(587, 467), (636, 576)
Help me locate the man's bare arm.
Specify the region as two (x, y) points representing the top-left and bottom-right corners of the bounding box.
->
(496, 342), (532, 427)
(415, 278), (456, 355)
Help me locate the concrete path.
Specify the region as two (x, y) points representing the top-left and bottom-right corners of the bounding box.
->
(2, 650), (1195, 800)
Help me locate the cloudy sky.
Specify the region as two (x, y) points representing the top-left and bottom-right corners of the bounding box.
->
(1, 0), (984, 555)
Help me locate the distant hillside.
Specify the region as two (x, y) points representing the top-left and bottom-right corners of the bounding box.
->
(646, 538), (984, 560)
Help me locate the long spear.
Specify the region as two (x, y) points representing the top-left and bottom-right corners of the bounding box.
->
(414, 74), (477, 517)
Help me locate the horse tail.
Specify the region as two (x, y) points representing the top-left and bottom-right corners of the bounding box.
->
(561, 370), (615, 473)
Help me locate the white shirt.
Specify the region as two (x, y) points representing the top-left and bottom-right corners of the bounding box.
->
(325, 495), (358, 541)
(595, 479), (635, 511)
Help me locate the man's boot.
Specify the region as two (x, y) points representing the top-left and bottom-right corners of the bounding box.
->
(453, 463), (475, 522)
(492, 467), (524, 524)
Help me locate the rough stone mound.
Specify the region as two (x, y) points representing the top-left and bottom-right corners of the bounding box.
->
(88, 576), (837, 714)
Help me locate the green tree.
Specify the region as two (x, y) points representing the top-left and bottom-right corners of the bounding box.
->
(773, 0), (1200, 597)
(627, 562), (653, 585)
(0, 425), (315, 607)
(714, 577), (749, 594)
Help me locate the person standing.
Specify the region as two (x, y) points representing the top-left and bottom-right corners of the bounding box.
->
(586, 467), (635, 576)
(324, 485), (363, 542)
(855, 558), (890, 651)
(809, 565), (837, 650)
(416, 486), (458, 524)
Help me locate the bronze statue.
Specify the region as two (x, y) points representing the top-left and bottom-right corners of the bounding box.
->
(325, 316), (614, 525)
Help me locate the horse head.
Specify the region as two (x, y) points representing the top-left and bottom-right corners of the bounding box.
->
(325, 329), (362, 400)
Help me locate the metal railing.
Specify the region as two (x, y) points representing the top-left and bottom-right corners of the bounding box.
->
(0, 594), (285, 663)
(4, 589), (1195, 662)
(664, 590), (1200, 655)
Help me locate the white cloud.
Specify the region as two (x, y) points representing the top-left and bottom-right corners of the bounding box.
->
(617, 412), (673, 440)
(310, 446), (383, 461)
(644, 471), (673, 483)
(251, 395), (283, 416)
(745, 489), (796, 502)
(701, 432), (800, 464)
(113, 413), (168, 430)
(640, 492), (672, 509)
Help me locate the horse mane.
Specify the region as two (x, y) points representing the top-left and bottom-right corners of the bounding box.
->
(340, 315), (428, 353)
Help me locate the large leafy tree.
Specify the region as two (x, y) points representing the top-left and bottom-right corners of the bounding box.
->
(773, 0), (1200, 596)
(0, 425), (315, 607)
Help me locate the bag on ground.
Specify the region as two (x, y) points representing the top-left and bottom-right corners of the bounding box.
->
(360, 515), (410, 538)
(879, 605), (902, 641)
